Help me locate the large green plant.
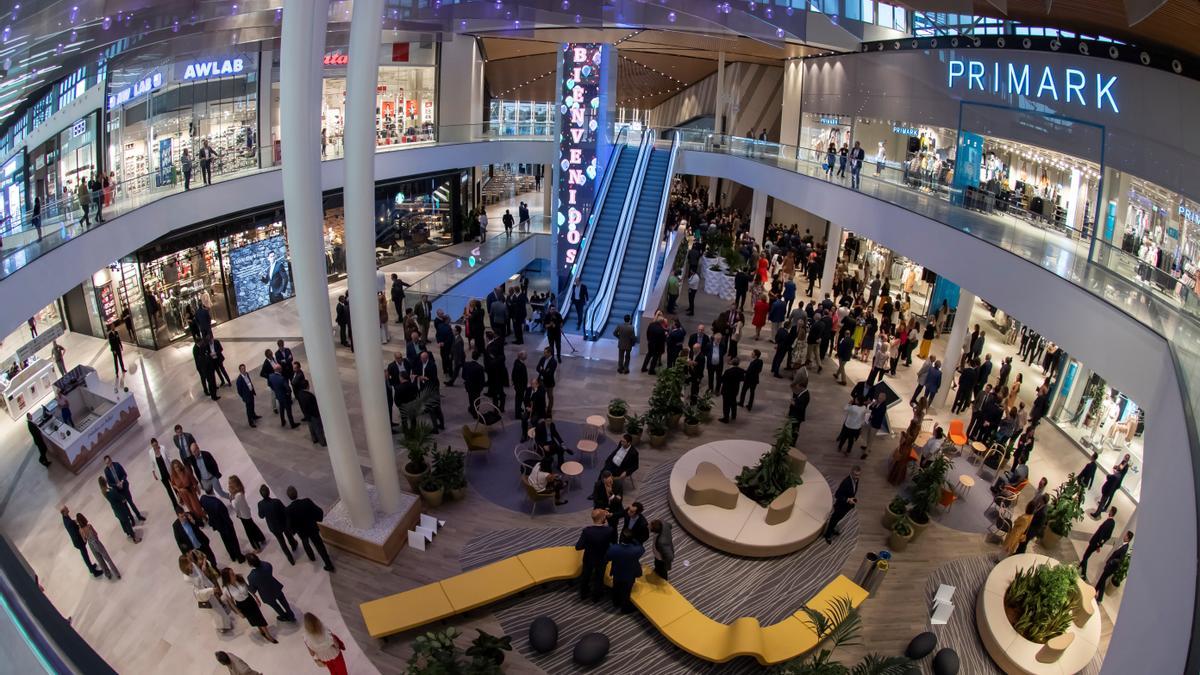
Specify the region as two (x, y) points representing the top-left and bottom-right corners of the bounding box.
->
(1045, 474), (1086, 537)
(1085, 376), (1108, 419)
(1004, 563), (1079, 644)
(647, 358), (687, 418)
(769, 596), (910, 675)
(1112, 548), (1132, 586)
(432, 446), (467, 491)
(407, 627), (511, 675)
(908, 453), (951, 522)
(402, 420), (436, 474)
(737, 424), (803, 506)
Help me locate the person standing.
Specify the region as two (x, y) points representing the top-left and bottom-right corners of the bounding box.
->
(788, 381), (810, 435)
(193, 338), (219, 401)
(613, 314), (636, 374)
(295, 381), (327, 446)
(641, 317), (666, 374)
(1078, 452), (1100, 491)
(61, 506), (102, 577)
(98, 476), (139, 542)
(544, 305), (564, 362)
(107, 325), (126, 376)
(102, 455), (145, 522)
(246, 553), (296, 622)
(536, 347), (557, 415)
(1080, 507), (1118, 581)
(502, 209), (514, 236)
(190, 443), (231, 499)
(605, 532), (644, 613)
(181, 552), (233, 634)
(666, 270), (680, 314)
(228, 476), (267, 552)
(575, 509), (612, 602)
(1018, 496), (1048, 554)
(208, 337), (231, 387)
(303, 613), (349, 675)
(26, 413), (50, 467)
(666, 319), (686, 368)
(201, 487), (246, 564)
(390, 273), (408, 322)
(268, 364), (299, 429)
(511, 351), (529, 424)
(285, 486), (335, 572)
(199, 139), (218, 185)
(1095, 531), (1133, 601)
(221, 568), (277, 643)
(923, 360), (943, 407)
(740, 349), (763, 411)
(719, 356), (745, 423)
(823, 466), (860, 544)
(180, 149), (194, 191)
(258, 485), (297, 565)
(1092, 454), (1131, 517)
(76, 514), (120, 580)
(861, 391), (888, 460)
(833, 329), (854, 385)
(848, 140), (865, 189)
(76, 178), (91, 226)
(570, 278), (589, 330)
(686, 270), (700, 316)
(147, 438), (180, 511)
(334, 295), (352, 348)
(51, 340), (66, 376)
(650, 519), (674, 581)
(836, 396), (868, 454)
(236, 364), (261, 427)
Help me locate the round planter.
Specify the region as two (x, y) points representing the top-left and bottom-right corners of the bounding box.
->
(627, 428), (644, 444)
(668, 413), (682, 429)
(882, 507), (905, 530)
(607, 414), (626, 433)
(650, 432), (668, 448)
(448, 486), (467, 501)
(910, 513), (931, 541)
(403, 464), (427, 491)
(698, 407), (713, 423)
(420, 484), (445, 507)
(684, 421), (701, 436)
(1041, 528), (1064, 548)
(889, 527), (913, 552)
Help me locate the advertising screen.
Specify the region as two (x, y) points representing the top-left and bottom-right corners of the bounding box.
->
(554, 43), (605, 291)
(228, 235), (293, 314)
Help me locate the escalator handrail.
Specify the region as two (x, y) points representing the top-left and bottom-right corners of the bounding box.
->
(631, 131), (681, 338)
(558, 125), (629, 317)
(583, 129), (655, 339)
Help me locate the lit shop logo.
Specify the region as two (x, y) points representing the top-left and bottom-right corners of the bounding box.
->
(892, 125), (919, 136)
(182, 58), (245, 80)
(323, 51), (350, 66)
(817, 116), (842, 125)
(557, 44), (602, 271)
(107, 72), (163, 110)
(947, 60), (1119, 113)
(1180, 203), (1200, 226)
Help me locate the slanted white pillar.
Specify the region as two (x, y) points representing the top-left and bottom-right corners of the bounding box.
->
(257, 47), (274, 169)
(749, 190), (768, 242)
(933, 290), (977, 408)
(820, 222), (843, 300)
(780, 59), (803, 148)
(708, 50), (726, 206)
(345, 0), (403, 513)
(280, 0), (372, 527)
(439, 36), (484, 142)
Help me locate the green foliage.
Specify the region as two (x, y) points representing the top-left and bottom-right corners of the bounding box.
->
(770, 596), (910, 675)
(647, 358), (688, 419)
(646, 412), (669, 436)
(463, 630), (512, 669)
(1045, 474), (1086, 537)
(1085, 376), (1108, 418)
(407, 627), (511, 675)
(887, 497), (909, 516)
(909, 453), (951, 521)
(736, 424), (802, 506)
(1004, 563), (1080, 643)
(432, 446), (466, 491)
(696, 391), (714, 413)
(402, 420), (436, 474)
(1112, 548), (1132, 586)
(608, 398), (628, 417)
(891, 514), (913, 538)
(625, 413), (644, 436)
(683, 403), (701, 425)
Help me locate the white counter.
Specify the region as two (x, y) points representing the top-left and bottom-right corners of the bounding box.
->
(37, 370), (140, 474)
(1, 358), (57, 420)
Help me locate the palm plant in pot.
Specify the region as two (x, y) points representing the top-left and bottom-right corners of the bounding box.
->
(647, 413), (669, 448)
(432, 446), (467, 501)
(889, 514), (914, 552)
(625, 413), (645, 441)
(770, 596), (911, 675)
(908, 453), (950, 540)
(1041, 474), (1085, 547)
(607, 398), (628, 433)
(401, 421), (435, 491)
(882, 496), (909, 530)
(696, 391), (715, 423)
(683, 404), (702, 436)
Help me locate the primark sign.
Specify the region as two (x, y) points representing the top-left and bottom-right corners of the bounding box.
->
(947, 59), (1119, 113)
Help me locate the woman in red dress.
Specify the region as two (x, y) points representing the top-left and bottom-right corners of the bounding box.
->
(304, 613), (348, 675)
(756, 254), (770, 285)
(751, 295), (769, 340)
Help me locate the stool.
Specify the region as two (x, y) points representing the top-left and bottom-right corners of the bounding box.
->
(585, 414), (606, 437)
(560, 461), (584, 491)
(970, 441), (987, 466)
(956, 474), (975, 502)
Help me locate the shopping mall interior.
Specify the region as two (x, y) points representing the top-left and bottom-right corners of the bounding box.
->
(0, 1), (1196, 674)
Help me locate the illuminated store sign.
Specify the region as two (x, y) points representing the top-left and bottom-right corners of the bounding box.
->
(182, 58), (245, 80)
(892, 125), (919, 136)
(555, 43), (604, 281)
(323, 44), (412, 67)
(947, 60), (1119, 113)
(1180, 202), (1200, 226)
(107, 71), (163, 110)
(817, 116), (843, 125)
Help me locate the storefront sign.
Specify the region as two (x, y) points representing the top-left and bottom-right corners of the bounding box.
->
(322, 43), (411, 67)
(70, 118), (87, 138)
(181, 58), (245, 80)
(892, 124), (919, 136)
(1179, 202), (1200, 226)
(947, 59), (1119, 113)
(422, 100), (434, 124)
(96, 284), (118, 327)
(323, 51), (350, 67)
(555, 43), (605, 284)
(107, 71), (163, 110)
(817, 116), (843, 125)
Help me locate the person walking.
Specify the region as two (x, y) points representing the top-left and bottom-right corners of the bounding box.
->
(740, 349), (763, 410)
(285, 486), (335, 572)
(214, 651), (261, 675)
(570, 278), (589, 329)
(98, 476), (139, 542)
(107, 326), (126, 376)
(228, 476), (267, 552)
(76, 514), (120, 580)
(199, 139), (219, 185)
(61, 507), (102, 577)
(101, 455), (144, 522)
(268, 364), (299, 428)
(719, 356), (745, 423)
(146, 438), (179, 511)
(835, 396), (868, 454)
(502, 209), (514, 236)
(258, 485), (298, 565)
(1080, 507), (1118, 581)
(650, 519), (674, 581)
(303, 613), (349, 675)
(823, 466), (860, 544)
(76, 178), (91, 226)
(861, 391), (887, 459)
(221, 568), (278, 643)
(246, 553), (296, 622)
(180, 552), (233, 633)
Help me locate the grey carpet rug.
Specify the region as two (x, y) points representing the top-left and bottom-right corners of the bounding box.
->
(460, 460), (860, 674)
(917, 554), (1104, 675)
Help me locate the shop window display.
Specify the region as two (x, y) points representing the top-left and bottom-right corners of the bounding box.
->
(320, 65), (436, 154)
(1054, 369), (1144, 502)
(141, 243), (230, 345)
(0, 302), (64, 369)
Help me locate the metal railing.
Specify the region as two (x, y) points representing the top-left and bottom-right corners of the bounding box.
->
(632, 130), (681, 338)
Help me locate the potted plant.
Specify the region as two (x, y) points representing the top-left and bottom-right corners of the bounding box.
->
(775, 596), (911, 674)
(432, 446), (467, 501)
(683, 405), (701, 436)
(889, 514), (914, 552)
(607, 398), (628, 433)
(626, 413), (645, 441)
(401, 421), (435, 491)
(736, 424), (802, 506)
(696, 391), (714, 423)
(465, 630), (513, 671)
(908, 453), (950, 540)
(1005, 563), (1080, 644)
(1110, 548), (1131, 590)
(408, 627), (461, 673)
(420, 474), (444, 507)
(667, 398), (684, 429)
(1042, 474), (1085, 547)
(647, 413), (669, 448)
(882, 496), (909, 530)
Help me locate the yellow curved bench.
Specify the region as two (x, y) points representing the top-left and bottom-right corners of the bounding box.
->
(360, 545), (867, 666)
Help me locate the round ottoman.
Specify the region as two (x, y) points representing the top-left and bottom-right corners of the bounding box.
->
(932, 647), (960, 675)
(905, 631), (937, 659)
(528, 616), (558, 654)
(572, 632), (610, 667)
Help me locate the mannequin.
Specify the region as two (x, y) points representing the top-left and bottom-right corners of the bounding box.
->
(1088, 392), (1117, 444)
(875, 142), (886, 175)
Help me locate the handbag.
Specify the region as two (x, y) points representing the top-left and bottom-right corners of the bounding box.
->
(197, 600), (212, 609)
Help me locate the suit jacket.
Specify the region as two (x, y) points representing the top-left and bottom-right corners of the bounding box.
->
(62, 513), (86, 549)
(511, 360), (528, 391)
(275, 348), (295, 376)
(526, 387), (547, 420)
(833, 475), (858, 514)
(462, 361), (486, 393)
(603, 444), (639, 476)
(622, 513), (650, 544)
(247, 562), (286, 603)
(296, 389), (320, 418)
(173, 516), (211, 554)
(536, 356), (557, 388)
(605, 542), (644, 582)
(257, 496), (290, 533)
(571, 283), (589, 304)
(789, 389), (810, 422)
(286, 497), (325, 536)
(267, 372), (292, 402)
(654, 521), (675, 565)
(259, 357), (276, 379)
(236, 373), (255, 401)
(575, 524), (614, 567)
(590, 480), (623, 512)
(613, 322), (636, 350)
(721, 366), (745, 398)
(103, 462), (129, 491)
(744, 358), (763, 385)
(1103, 542), (1130, 574)
(190, 450), (222, 482)
(646, 321), (666, 351)
(266, 260), (290, 296)
(209, 339), (225, 364)
(535, 420), (564, 449)
(173, 432), (197, 462)
(200, 494), (235, 532)
(1078, 460), (1099, 489)
(1090, 517), (1116, 549)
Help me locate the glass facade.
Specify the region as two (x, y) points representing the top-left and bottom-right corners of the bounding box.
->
(488, 100), (554, 136)
(318, 64), (437, 153)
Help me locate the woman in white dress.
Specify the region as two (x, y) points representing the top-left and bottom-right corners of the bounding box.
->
(179, 553), (233, 633)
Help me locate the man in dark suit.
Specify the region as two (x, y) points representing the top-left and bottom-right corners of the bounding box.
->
(621, 501), (650, 544)
(188, 442), (229, 499)
(666, 319), (686, 368)
(1095, 531), (1133, 601)
(641, 317), (666, 374)
(415, 350), (444, 431)
(686, 343), (706, 404)
(61, 506), (102, 576)
(535, 415), (569, 470)
(511, 351), (529, 423)
(434, 311), (455, 381)
(740, 349), (763, 411)
(27, 413), (50, 467)
(194, 304), (213, 340)
(246, 553), (296, 621)
(192, 338), (219, 400)
(394, 371), (420, 431)
(268, 364), (299, 428)
(951, 360), (978, 414)
(285, 486), (334, 572)
(771, 323), (794, 377)
(207, 337), (231, 387)
(1092, 453), (1131, 517)
(294, 381), (326, 446)
(524, 378), (547, 437)
(235, 364), (261, 427)
(570, 278), (589, 330)
(543, 305), (564, 362)
(605, 531), (644, 613)
(575, 509), (613, 602)
(823, 466), (860, 544)
(602, 434), (638, 482)
(173, 506), (217, 567)
(102, 455), (145, 521)
(462, 353), (487, 419)
(259, 350), (278, 413)
(719, 356), (745, 423)
(390, 273), (409, 322)
(483, 330), (508, 411)
(258, 485), (297, 565)
(335, 295), (352, 348)
(172, 425), (197, 464)
(536, 347), (557, 415)
(262, 249), (290, 304)
(107, 326), (126, 376)
(706, 334), (726, 393)
(1077, 452), (1100, 491)
(1080, 507), (1118, 581)
(200, 487), (245, 563)
(508, 289), (527, 345)
(275, 340), (295, 380)
(1029, 385), (1051, 428)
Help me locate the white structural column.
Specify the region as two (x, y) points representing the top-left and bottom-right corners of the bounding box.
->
(708, 51), (727, 206)
(780, 59), (804, 148)
(438, 37), (485, 142)
(749, 190), (768, 242)
(344, 0), (404, 513)
(257, 47), (274, 169)
(820, 222), (843, 299)
(933, 289), (977, 408)
(280, 0), (373, 527)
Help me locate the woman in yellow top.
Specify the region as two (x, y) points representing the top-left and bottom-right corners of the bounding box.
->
(1003, 502), (1036, 554)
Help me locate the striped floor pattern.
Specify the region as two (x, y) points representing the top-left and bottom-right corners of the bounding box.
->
(460, 460), (859, 674)
(920, 555), (1104, 675)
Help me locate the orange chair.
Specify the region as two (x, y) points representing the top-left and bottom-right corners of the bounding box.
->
(947, 419), (968, 454)
(938, 485), (958, 512)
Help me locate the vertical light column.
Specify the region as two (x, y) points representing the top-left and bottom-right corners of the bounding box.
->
(438, 37), (484, 142)
(708, 51), (726, 206)
(344, 0), (403, 512)
(749, 190), (768, 242)
(257, 47), (274, 169)
(933, 289), (977, 408)
(820, 222), (843, 299)
(780, 59), (804, 148)
(280, 0), (372, 527)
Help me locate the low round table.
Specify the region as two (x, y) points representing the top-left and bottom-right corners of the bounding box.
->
(560, 461), (584, 491)
(585, 415), (606, 434)
(957, 473), (976, 500)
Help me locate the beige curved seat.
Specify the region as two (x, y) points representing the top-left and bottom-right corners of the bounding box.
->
(1037, 632), (1076, 663)
(787, 449), (807, 477)
(766, 487), (797, 525)
(1074, 579), (1096, 626)
(685, 461), (740, 510)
